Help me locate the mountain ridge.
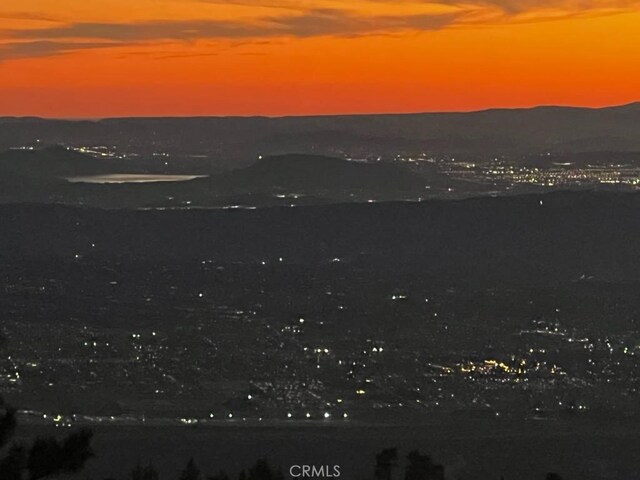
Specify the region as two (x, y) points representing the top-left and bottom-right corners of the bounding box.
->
(2, 101), (639, 121)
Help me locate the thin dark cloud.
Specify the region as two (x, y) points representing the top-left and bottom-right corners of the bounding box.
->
(479, 0), (640, 13)
(153, 51), (219, 59)
(200, 0), (640, 13)
(0, 12), (57, 22)
(195, 0), (302, 10)
(264, 8), (462, 37)
(4, 19), (269, 41)
(1, 8), (463, 44)
(0, 40), (124, 61)
(1, 0), (637, 60)
(363, 0), (640, 11)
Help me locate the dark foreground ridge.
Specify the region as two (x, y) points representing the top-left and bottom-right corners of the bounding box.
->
(1, 191), (640, 284)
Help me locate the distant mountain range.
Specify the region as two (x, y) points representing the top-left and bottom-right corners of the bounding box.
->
(1, 103), (639, 168)
(2, 103), (639, 207)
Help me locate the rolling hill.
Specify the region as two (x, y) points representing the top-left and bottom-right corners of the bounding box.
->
(0, 148), (474, 207)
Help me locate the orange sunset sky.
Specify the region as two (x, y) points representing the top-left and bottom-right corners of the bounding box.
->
(0, 0), (639, 117)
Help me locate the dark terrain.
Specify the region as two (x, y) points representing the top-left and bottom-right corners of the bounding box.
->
(2, 191), (639, 284)
(2, 105), (640, 479)
(2, 103), (640, 164)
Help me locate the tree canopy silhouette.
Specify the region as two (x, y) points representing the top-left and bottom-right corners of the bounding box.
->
(404, 450), (444, 480)
(375, 448), (398, 480)
(0, 395), (93, 480)
(207, 470), (230, 480)
(247, 458), (283, 480)
(546, 474), (563, 480)
(129, 463), (160, 480)
(180, 458), (201, 480)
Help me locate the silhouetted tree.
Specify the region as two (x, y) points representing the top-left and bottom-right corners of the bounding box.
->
(130, 462), (160, 480)
(110, 450), (571, 480)
(0, 396), (93, 480)
(208, 470), (230, 480)
(180, 458), (201, 480)
(28, 429), (93, 479)
(28, 437), (61, 479)
(404, 450), (444, 480)
(0, 444), (26, 480)
(247, 459), (283, 480)
(0, 397), (17, 449)
(375, 448), (398, 480)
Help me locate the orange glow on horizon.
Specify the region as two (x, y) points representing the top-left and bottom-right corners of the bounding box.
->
(1, 0), (639, 117)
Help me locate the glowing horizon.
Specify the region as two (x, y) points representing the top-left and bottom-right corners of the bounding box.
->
(1, 0), (639, 118)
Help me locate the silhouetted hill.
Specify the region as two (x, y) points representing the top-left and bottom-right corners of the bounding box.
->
(2, 191), (639, 284)
(223, 154), (422, 190)
(192, 153), (458, 200)
(0, 146), (139, 203)
(613, 101), (640, 112)
(0, 146), (110, 178)
(0, 150), (476, 207)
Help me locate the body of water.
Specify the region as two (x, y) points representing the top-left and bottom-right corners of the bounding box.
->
(65, 174), (206, 184)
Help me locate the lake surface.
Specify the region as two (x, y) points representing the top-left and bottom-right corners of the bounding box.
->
(66, 174), (206, 184)
(19, 419), (640, 480)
